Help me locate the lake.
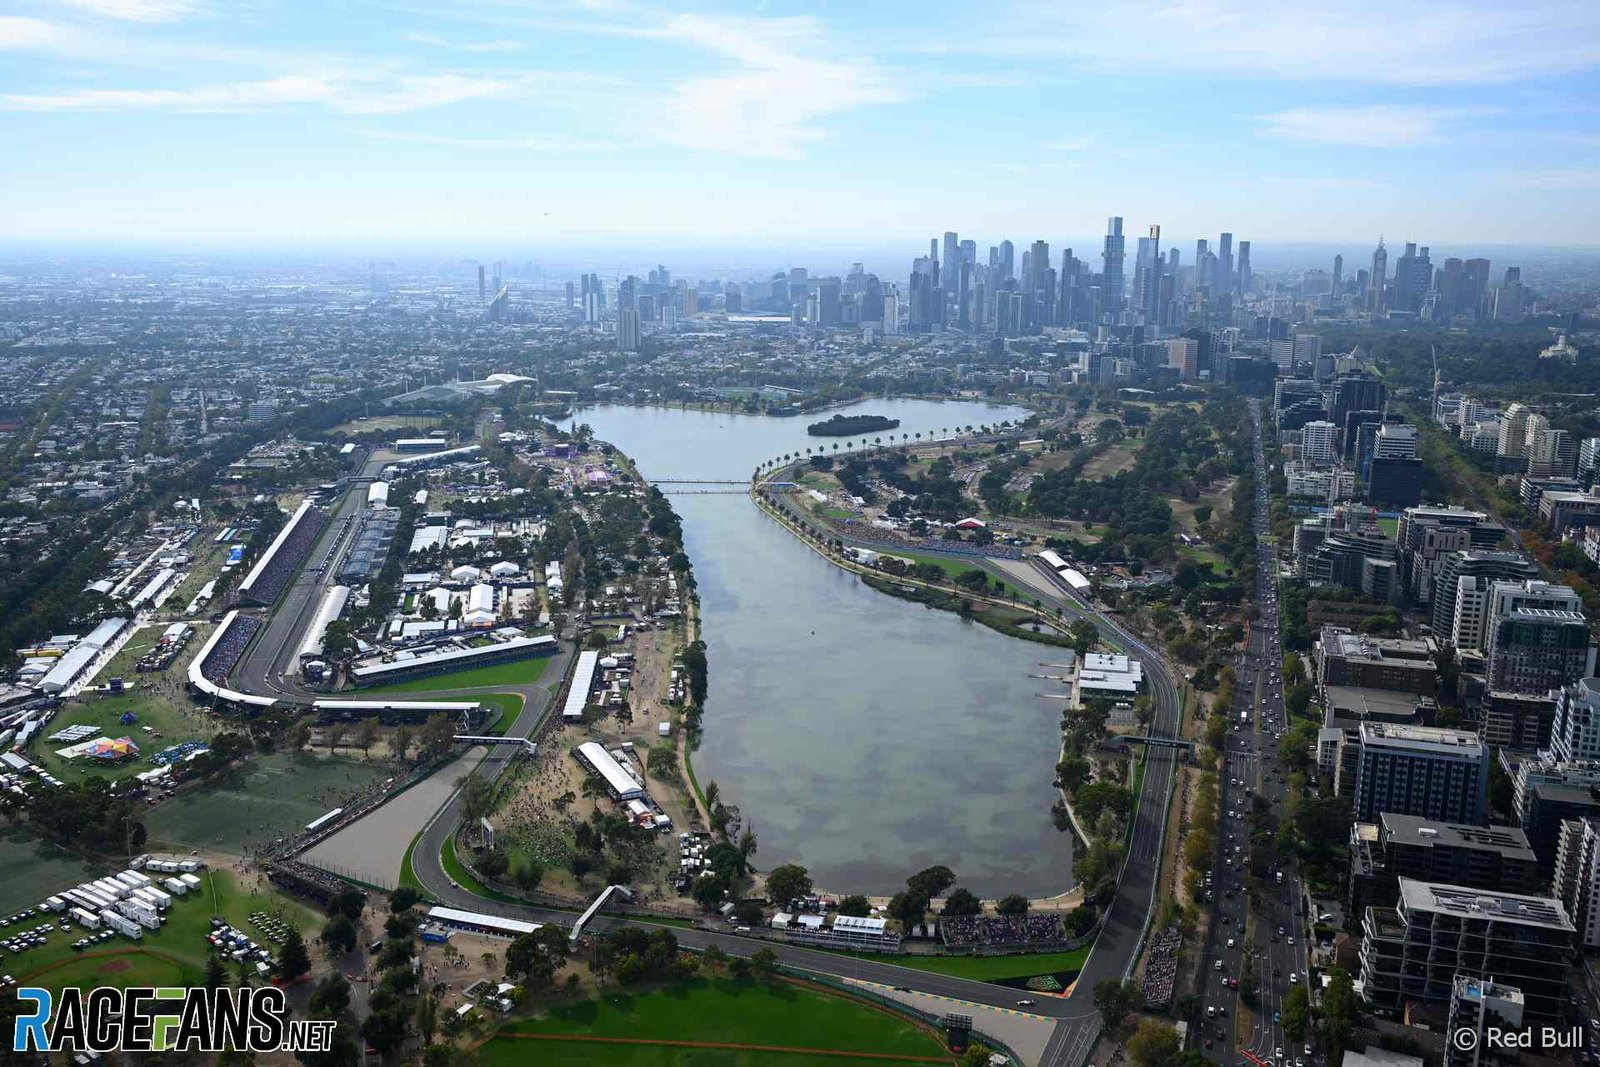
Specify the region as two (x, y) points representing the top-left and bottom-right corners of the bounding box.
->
(579, 398), (1073, 897)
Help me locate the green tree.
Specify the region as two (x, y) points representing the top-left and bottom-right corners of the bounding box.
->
(996, 893), (1029, 916)
(749, 947), (778, 980)
(906, 865), (956, 899)
(764, 864), (812, 904)
(277, 928), (310, 982)
(886, 891), (928, 931)
(1321, 967), (1358, 1055)
(1093, 979), (1142, 1032)
(322, 914), (357, 955)
(389, 886), (421, 914)
(203, 951), (229, 992)
(941, 888), (982, 917)
(836, 894), (870, 917)
(477, 847), (509, 880)
(1282, 984), (1311, 1042)
(1126, 1019), (1180, 1067)
(309, 974), (351, 1019)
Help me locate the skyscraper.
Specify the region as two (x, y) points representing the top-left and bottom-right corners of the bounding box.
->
(998, 240), (1014, 282)
(942, 231), (960, 296)
(1218, 232), (1233, 292)
(1101, 217), (1125, 318)
(1484, 579), (1595, 695)
(1237, 240), (1251, 294)
(617, 308), (641, 352)
(1392, 242), (1433, 314)
(1368, 239), (1388, 314)
(1333, 254), (1344, 293)
(478, 265), (486, 300)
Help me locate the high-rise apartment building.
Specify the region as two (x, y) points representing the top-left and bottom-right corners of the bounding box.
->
(1551, 678), (1600, 763)
(616, 307), (641, 352)
(1166, 337), (1198, 380)
(1443, 976), (1525, 1067)
(1526, 425), (1576, 478)
(1497, 403), (1533, 459)
(1398, 506), (1509, 607)
(1484, 579), (1595, 695)
(1353, 722), (1487, 824)
(1302, 421), (1339, 465)
(1431, 551), (1541, 651)
(1360, 878), (1573, 1022)
(1554, 816), (1600, 948)
(1348, 814), (1538, 919)
(1373, 423), (1418, 460)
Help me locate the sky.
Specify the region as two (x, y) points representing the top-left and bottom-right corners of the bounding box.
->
(2, 0), (1600, 253)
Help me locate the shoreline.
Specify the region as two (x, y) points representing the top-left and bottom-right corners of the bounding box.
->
(747, 472), (1088, 909)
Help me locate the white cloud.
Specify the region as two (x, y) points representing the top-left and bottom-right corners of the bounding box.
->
(0, 72), (511, 113)
(940, 0), (1600, 85)
(403, 32), (523, 53)
(1258, 106), (1478, 147)
(0, 16), (75, 48)
(56, 0), (197, 20)
(653, 14), (901, 158)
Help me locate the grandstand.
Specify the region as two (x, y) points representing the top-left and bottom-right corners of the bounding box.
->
(235, 500), (328, 607)
(187, 610), (276, 709)
(312, 699), (480, 726)
(382, 445), (481, 475)
(939, 913), (1065, 947)
(349, 634), (556, 688)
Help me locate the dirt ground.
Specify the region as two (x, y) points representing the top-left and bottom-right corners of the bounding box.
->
(492, 625), (700, 906)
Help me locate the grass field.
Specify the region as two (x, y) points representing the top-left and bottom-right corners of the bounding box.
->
(1376, 517), (1399, 537)
(0, 833), (107, 915)
(33, 692), (221, 785)
(825, 945), (1091, 982)
(14, 868), (323, 994)
(144, 751), (390, 853)
(480, 978), (950, 1066)
(440, 836), (521, 904)
(1082, 439), (1143, 479)
(330, 415), (443, 435)
(361, 656), (553, 694)
(894, 551), (1027, 600)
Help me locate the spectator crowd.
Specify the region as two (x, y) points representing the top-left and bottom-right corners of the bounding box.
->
(1140, 925), (1181, 1009)
(940, 913), (1065, 947)
(238, 507), (328, 606)
(200, 615), (263, 684)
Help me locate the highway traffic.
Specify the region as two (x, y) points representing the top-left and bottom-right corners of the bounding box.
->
(1195, 401), (1315, 1067)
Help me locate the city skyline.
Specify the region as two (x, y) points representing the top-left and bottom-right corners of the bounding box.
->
(3, 0), (1600, 246)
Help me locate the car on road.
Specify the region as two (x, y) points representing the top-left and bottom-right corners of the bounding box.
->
(1274, 1011), (1280, 1023)
(1016, 999), (1035, 1007)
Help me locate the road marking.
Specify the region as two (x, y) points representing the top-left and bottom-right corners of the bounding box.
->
(849, 979), (1054, 1019)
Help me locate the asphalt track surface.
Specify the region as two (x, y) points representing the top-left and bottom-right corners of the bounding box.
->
(221, 456), (1188, 1067)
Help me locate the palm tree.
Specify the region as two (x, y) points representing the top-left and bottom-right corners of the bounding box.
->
(832, 443), (840, 452)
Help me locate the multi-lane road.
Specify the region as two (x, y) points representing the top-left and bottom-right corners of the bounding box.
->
(1193, 401), (1315, 1067)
